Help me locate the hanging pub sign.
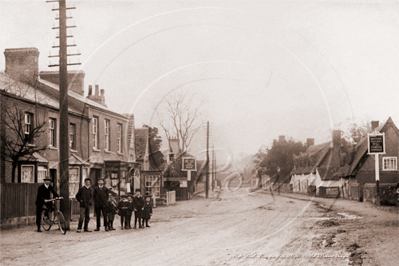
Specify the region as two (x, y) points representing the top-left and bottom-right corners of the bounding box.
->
(182, 157), (196, 171)
(368, 133), (385, 154)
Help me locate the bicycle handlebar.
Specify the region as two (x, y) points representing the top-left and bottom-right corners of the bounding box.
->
(45, 197), (63, 202)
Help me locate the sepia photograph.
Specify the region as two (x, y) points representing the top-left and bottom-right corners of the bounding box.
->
(1, 0), (398, 265)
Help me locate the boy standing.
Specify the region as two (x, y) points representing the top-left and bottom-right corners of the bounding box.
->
(107, 192), (117, 230)
(133, 189), (144, 229)
(142, 194), (153, 227)
(75, 178), (92, 233)
(126, 193), (134, 229)
(117, 195), (130, 230)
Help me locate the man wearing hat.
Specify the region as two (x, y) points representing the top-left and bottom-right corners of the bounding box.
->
(76, 178), (93, 232)
(93, 178), (109, 231)
(35, 177), (59, 232)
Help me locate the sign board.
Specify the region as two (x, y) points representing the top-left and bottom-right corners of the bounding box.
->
(180, 180), (187, 187)
(368, 133), (385, 154)
(181, 157), (196, 171)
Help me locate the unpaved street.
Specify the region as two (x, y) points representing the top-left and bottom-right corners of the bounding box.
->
(1, 189), (398, 266)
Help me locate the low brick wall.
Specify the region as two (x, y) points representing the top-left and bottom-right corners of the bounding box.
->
(363, 183), (398, 206)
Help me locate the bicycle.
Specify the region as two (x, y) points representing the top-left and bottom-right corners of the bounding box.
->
(41, 197), (67, 235)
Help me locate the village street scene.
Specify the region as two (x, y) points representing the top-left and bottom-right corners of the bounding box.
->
(1, 1), (398, 266)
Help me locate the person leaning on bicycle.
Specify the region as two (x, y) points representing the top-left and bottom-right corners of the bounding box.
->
(35, 177), (59, 232)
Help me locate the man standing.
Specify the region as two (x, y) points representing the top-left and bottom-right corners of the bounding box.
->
(133, 189), (145, 229)
(35, 177), (59, 232)
(93, 179), (109, 231)
(76, 178), (92, 233)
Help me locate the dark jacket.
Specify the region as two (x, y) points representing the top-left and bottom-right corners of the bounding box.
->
(93, 186), (109, 208)
(76, 186), (92, 208)
(133, 196), (145, 211)
(35, 184), (59, 206)
(117, 199), (132, 216)
(142, 200), (153, 220)
(107, 199), (118, 220)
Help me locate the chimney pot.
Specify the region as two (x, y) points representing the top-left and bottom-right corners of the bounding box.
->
(95, 85), (99, 96)
(100, 89), (104, 95)
(307, 138), (314, 147)
(88, 85), (92, 96)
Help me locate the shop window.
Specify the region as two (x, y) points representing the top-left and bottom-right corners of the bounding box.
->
(21, 165), (34, 183)
(383, 157), (397, 170)
(145, 175), (160, 198)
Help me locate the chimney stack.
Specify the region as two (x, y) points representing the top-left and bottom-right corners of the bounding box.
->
(371, 121), (379, 132)
(86, 84), (107, 107)
(40, 70), (85, 96)
(95, 85), (99, 96)
(332, 130), (341, 150)
(279, 135), (286, 143)
(307, 138), (314, 147)
(88, 85), (92, 96)
(4, 48), (39, 83)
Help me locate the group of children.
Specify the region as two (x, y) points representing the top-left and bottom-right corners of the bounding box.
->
(106, 189), (153, 230)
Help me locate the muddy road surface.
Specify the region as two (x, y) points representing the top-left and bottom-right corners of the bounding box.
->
(1, 188), (398, 265)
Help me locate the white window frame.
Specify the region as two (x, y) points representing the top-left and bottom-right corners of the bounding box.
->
(24, 113), (33, 143)
(49, 118), (56, 147)
(117, 124), (122, 153)
(37, 166), (48, 184)
(21, 165), (35, 183)
(104, 119), (110, 151)
(383, 157), (397, 171)
(145, 175), (160, 198)
(93, 117), (99, 149)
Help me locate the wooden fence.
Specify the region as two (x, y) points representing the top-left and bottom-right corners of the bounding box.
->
(1, 183), (41, 225)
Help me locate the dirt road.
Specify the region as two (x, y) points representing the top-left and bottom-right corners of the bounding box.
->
(1, 189), (398, 265)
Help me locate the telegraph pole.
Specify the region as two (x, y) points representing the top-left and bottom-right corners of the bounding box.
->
(48, 0), (80, 229)
(205, 121), (209, 198)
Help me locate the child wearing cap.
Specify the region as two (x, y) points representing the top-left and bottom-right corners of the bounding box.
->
(126, 194), (134, 229)
(117, 195), (131, 230)
(106, 192), (117, 230)
(142, 194), (153, 227)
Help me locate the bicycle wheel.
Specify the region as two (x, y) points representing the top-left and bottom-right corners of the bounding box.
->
(57, 211), (67, 235)
(224, 172), (242, 192)
(41, 210), (52, 231)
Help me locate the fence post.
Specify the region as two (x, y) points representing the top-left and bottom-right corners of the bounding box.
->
(25, 184), (29, 225)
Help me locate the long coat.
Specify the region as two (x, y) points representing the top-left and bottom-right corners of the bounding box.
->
(117, 199), (132, 216)
(133, 196), (144, 211)
(35, 184), (59, 206)
(93, 186), (109, 208)
(142, 201), (153, 220)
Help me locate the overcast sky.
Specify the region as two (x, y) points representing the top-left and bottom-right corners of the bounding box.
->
(1, 0), (399, 159)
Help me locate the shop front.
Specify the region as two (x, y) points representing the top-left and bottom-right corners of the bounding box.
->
(104, 160), (138, 197)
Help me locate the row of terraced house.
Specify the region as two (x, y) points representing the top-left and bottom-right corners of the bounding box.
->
(284, 119), (399, 206)
(0, 47), (178, 226)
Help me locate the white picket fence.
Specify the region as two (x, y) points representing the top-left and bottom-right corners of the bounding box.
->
(166, 191), (176, 206)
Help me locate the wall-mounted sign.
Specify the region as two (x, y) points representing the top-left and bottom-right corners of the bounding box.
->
(368, 133), (385, 154)
(180, 180), (187, 187)
(182, 157), (196, 171)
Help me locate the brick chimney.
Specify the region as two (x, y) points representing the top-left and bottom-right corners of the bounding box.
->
(40, 70), (85, 96)
(332, 130), (341, 150)
(371, 121), (379, 132)
(279, 135), (286, 143)
(4, 48), (39, 83)
(86, 84), (107, 107)
(307, 138), (314, 147)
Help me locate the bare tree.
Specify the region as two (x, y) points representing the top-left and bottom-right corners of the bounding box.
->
(156, 92), (203, 153)
(1, 81), (48, 183)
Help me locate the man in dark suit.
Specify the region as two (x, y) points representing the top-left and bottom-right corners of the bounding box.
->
(35, 177), (59, 232)
(76, 178), (93, 233)
(93, 179), (109, 231)
(133, 189), (145, 229)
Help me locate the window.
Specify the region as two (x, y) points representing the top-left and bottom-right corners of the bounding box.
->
(104, 119), (110, 151)
(117, 124), (122, 153)
(383, 157), (397, 170)
(70, 123), (76, 150)
(93, 117), (99, 149)
(21, 165), (34, 183)
(37, 166), (48, 183)
(145, 175), (160, 198)
(24, 112), (33, 143)
(49, 118), (56, 147)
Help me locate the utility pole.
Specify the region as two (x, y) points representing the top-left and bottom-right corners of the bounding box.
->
(205, 121), (209, 198)
(48, 0), (80, 229)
